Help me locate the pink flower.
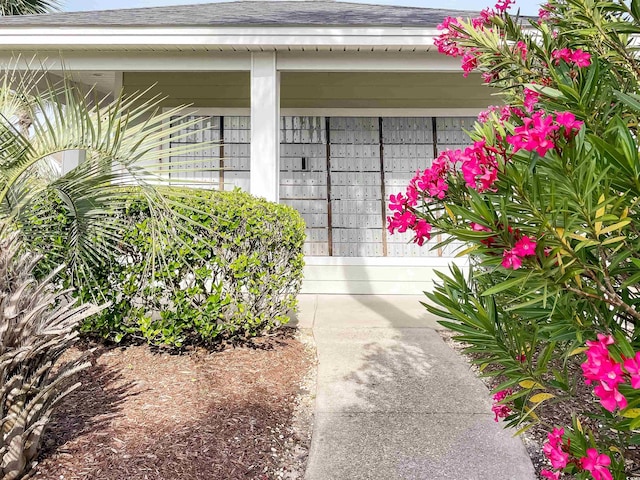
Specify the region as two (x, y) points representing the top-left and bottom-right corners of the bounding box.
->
(555, 111), (583, 138)
(387, 210), (416, 234)
(411, 161), (450, 201)
(538, 7), (552, 21)
(492, 389), (511, 402)
(507, 111), (559, 157)
(435, 17), (466, 58)
(542, 427), (569, 470)
(543, 442), (569, 469)
(571, 49), (591, 68)
(623, 352), (640, 389)
(581, 334), (616, 384)
(580, 449), (612, 480)
(459, 141), (499, 192)
(552, 48), (573, 65)
(594, 380), (628, 412)
(470, 222), (491, 232)
(548, 427), (564, 443)
(515, 41), (528, 60)
(479, 7), (494, 23)
(494, 0), (514, 13)
(389, 192), (408, 212)
(432, 152), (452, 175)
(599, 360), (626, 389)
(540, 470), (560, 480)
(461, 49), (479, 77)
(478, 109), (491, 123)
(481, 105), (526, 124)
(491, 389), (512, 422)
(405, 185), (418, 206)
(413, 218), (432, 246)
(592, 333), (615, 348)
(513, 235), (537, 257)
(482, 71), (497, 83)
(478, 105), (500, 123)
(552, 48), (591, 68)
(523, 88), (540, 113)
(581, 335), (629, 411)
(582, 335), (617, 382)
(502, 249), (523, 269)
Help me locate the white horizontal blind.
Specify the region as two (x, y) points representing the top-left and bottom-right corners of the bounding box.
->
(168, 115), (221, 187)
(435, 116), (476, 256)
(382, 117), (436, 257)
(222, 116), (251, 191)
(168, 115), (251, 191)
(169, 114), (476, 258)
(329, 117), (383, 257)
(279, 116), (329, 257)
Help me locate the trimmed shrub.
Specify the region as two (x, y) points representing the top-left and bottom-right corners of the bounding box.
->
(30, 188), (306, 347)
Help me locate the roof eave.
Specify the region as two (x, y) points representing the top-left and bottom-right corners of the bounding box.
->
(0, 25), (441, 50)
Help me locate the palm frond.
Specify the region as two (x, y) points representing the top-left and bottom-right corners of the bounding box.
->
(0, 0), (60, 15)
(0, 63), (222, 292)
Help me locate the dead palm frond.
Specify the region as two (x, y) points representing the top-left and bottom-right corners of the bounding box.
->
(0, 225), (103, 480)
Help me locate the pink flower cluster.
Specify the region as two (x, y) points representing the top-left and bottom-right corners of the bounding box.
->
(502, 235), (537, 269)
(387, 139), (508, 247)
(507, 111), (583, 158)
(515, 40), (528, 61)
(542, 428), (570, 471)
(491, 388), (512, 422)
(478, 105), (526, 124)
(459, 140), (500, 192)
(494, 0), (515, 12)
(387, 155), (451, 245)
(434, 16), (466, 58)
(435, 0), (514, 77)
(461, 49), (480, 78)
(541, 428), (612, 480)
(552, 48), (592, 68)
(581, 334), (640, 412)
(538, 3), (554, 22)
(523, 88), (540, 112)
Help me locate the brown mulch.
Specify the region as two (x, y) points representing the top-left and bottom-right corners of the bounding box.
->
(34, 332), (313, 480)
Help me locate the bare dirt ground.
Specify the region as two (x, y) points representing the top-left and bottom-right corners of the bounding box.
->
(34, 329), (316, 480)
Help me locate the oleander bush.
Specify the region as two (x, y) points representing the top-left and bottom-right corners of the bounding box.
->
(387, 0), (640, 478)
(29, 188), (306, 348)
(0, 226), (102, 480)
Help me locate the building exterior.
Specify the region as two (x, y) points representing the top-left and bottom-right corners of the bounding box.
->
(0, 0), (490, 294)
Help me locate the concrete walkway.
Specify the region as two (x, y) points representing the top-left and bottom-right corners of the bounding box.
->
(294, 294), (536, 480)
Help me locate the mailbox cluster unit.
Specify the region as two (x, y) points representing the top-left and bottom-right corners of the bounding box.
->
(169, 115), (474, 258)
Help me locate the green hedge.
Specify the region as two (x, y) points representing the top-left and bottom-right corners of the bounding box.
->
(30, 188), (306, 347)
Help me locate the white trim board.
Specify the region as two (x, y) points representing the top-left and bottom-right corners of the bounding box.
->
(0, 26), (441, 49)
(0, 50), (460, 72)
(170, 107), (482, 118)
(304, 256), (468, 267)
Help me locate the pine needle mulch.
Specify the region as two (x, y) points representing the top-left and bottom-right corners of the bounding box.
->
(34, 332), (312, 480)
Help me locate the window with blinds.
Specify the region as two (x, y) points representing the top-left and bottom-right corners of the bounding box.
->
(168, 114), (475, 258)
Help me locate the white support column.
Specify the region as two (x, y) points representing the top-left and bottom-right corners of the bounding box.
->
(250, 52), (280, 202)
(112, 70), (123, 101)
(61, 149), (86, 175)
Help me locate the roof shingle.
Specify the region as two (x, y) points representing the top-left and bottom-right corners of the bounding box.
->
(0, 1), (478, 27)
